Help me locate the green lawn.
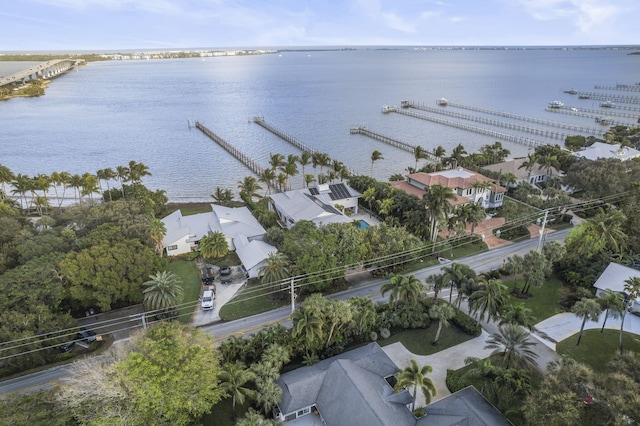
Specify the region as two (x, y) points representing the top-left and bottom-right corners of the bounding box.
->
(556, 329), (640, 373)
(166, 260), (202, 324)
(504, 274), (563, 323)
(219, 279), (289, 321)
(378, 324), (476, 355)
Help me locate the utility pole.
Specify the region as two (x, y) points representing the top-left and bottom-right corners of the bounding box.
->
(290, 278), (295, 314)
(537, 209), (548, 252)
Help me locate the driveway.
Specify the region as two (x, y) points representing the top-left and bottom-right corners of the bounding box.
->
(533, 311), (640, 350)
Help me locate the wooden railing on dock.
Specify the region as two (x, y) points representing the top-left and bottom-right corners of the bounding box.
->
(194, 121), (282, 191)
(386, 107), (546, 147)
(544, 108), (632, 127)
(403, 100), (607, 137)
(253, 116), (317, 153)
(350, 126), (439, 161)
(576, 91), (640, 105)
(594, 84), (640, 93)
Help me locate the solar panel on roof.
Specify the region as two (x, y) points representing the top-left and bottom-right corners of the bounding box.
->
(329, 183), (351, 200)
(309, 187), (319, 195)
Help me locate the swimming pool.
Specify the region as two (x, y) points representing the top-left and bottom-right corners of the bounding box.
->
(357, 220), (370, 230)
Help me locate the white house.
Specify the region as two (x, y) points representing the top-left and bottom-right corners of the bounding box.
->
(482, 157), (562, 186)
(161, 204), (267, 256)
(576, 142), (640, 162)
(269, 183), (360, 229)
(593, 262), (640, 313)
(234, 235), (277, 279)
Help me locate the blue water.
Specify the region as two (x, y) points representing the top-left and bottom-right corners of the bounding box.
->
(357, 220), (370, 231)
(1, 48), (639, 202)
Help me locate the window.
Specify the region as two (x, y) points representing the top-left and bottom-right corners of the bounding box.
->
(167, 245), (178, 251)
(297, 407), (311, 417)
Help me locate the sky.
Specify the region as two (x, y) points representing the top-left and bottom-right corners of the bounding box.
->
(1, 0), (639, 52)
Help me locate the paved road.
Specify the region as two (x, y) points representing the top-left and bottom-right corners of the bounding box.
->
(0, 229), (569, 395)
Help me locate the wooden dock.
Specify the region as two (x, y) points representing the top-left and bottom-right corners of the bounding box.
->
(194, 121), (282, 191)
(575, 91), (640, 105)
(544, 107), (632, 127)
(350, 126), (437, 160)
(252, 116), (317, 153)
(387, 106), (547, 147)
(404, 100), (607, 137)
(594, 84), (640, 93)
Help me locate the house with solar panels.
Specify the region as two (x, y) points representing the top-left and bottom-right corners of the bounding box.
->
(268, 183), (361, 229)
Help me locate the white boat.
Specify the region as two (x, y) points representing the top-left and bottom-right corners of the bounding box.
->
(600, 101), (615, 108)
(436, 98), (448, 106)
(548, 100), (564, 108)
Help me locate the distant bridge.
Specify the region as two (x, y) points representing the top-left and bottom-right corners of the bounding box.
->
(0, 59), (84, 87)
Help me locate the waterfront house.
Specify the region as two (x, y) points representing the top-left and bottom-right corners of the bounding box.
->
(161, 204), (266, 256)
(482, 157), (561, 186)
(575, 142), (640, 162)
(275, 342), (511, 425)
(391, 167), (506, 209)
(593, 263), (640, 313)
(268, 183), (360, 229)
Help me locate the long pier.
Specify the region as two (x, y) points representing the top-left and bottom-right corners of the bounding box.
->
(252, 116), (317, 153)
(594, 84), (640, 93)
(544, 107), (633, 127)
(576, 91), (640, 105)
(350, 126), (431, 158)
(383, 105), (545, 147)
(194, 121), (282, 191)
(403, 100), (606, 137)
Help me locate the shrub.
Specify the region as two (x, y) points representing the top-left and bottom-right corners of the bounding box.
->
(451, 309), (482, 336)
(370, 331), (378, 341)
(446, 369), (465, 393)
(379, 328), (391, 339)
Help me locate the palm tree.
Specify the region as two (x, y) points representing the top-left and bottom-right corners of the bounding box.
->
(370, 150), (383, 177)
(423, 183), (456, 243)
(571, 298), (602, 346)
(142, 271), (184, 311)
(413, 145), (429, 170)
(147, 217), (167, 255)
(80, 172), (99, 200)
(485, 324), (539, 371)
(127, 160), (151, 188)
(536, 153), (560, 180)
(96, 168), (116, 201)
(430, 303), (456, 345)
(11, 173), (32, 209)
(598, 290), (623, 333)
(303, 173), (315, 188)
(237, 176), (262, 201)
(0, 164), (15, 200)
(469, 279), (508, 322)
(115, 165), (129, 198)
(381, 274), (423, 307)
(299, 151), (311, 178)
(448, 143), (467, 168)
(583, 210), (628, 258)
(258, 252), (292, 292)
(291, 307), (323, 356)
(362, 187), (376, 217)
(441, 262), (476, 305)
(518, 153), (538, 182)
(499, 303), (536, 331)
(268, 152), (285, 172)
(199, 231), (228, 259)
(621, 277), (640, 351)
(424, 273), (446, 300)
(220, 361), (256, 418)
(211, 186), (233, 204)
(394, 359), (436, 411)
(433, 145), (446, 168)
(258, 168), (276, 196)
(504, 254), (524, 293)
(316, 152), (331, 176)
(49, 171), (70, 207)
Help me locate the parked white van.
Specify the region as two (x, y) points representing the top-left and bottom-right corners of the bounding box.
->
(201, 289), (215, 310)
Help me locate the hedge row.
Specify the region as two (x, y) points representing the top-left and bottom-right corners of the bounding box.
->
(451, 309), (482, 337)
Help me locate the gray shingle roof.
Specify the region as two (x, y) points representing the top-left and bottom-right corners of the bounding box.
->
(421, 386), (513, 426)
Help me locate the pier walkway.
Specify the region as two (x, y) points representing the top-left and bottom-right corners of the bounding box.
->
(350, 126), (436, 161)
(594, 84), (640, 93)
(404, 100), (607, 137)
(0, 59), (84, 87)
(383, 105), (545, 148)
(252, 116), (317, 153)
(194, 121), (282, 191)
(576, 91), (640, 105)
(544, 107), (634, 127)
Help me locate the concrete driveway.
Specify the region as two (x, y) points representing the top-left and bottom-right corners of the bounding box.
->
(533, 311), (640, 350)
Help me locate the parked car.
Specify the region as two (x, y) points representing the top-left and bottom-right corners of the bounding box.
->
(220, 266), (232, 283)
(75, 329), (97, 343)
(201, 289), (215, 310)
(57, 341), (76, 353)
